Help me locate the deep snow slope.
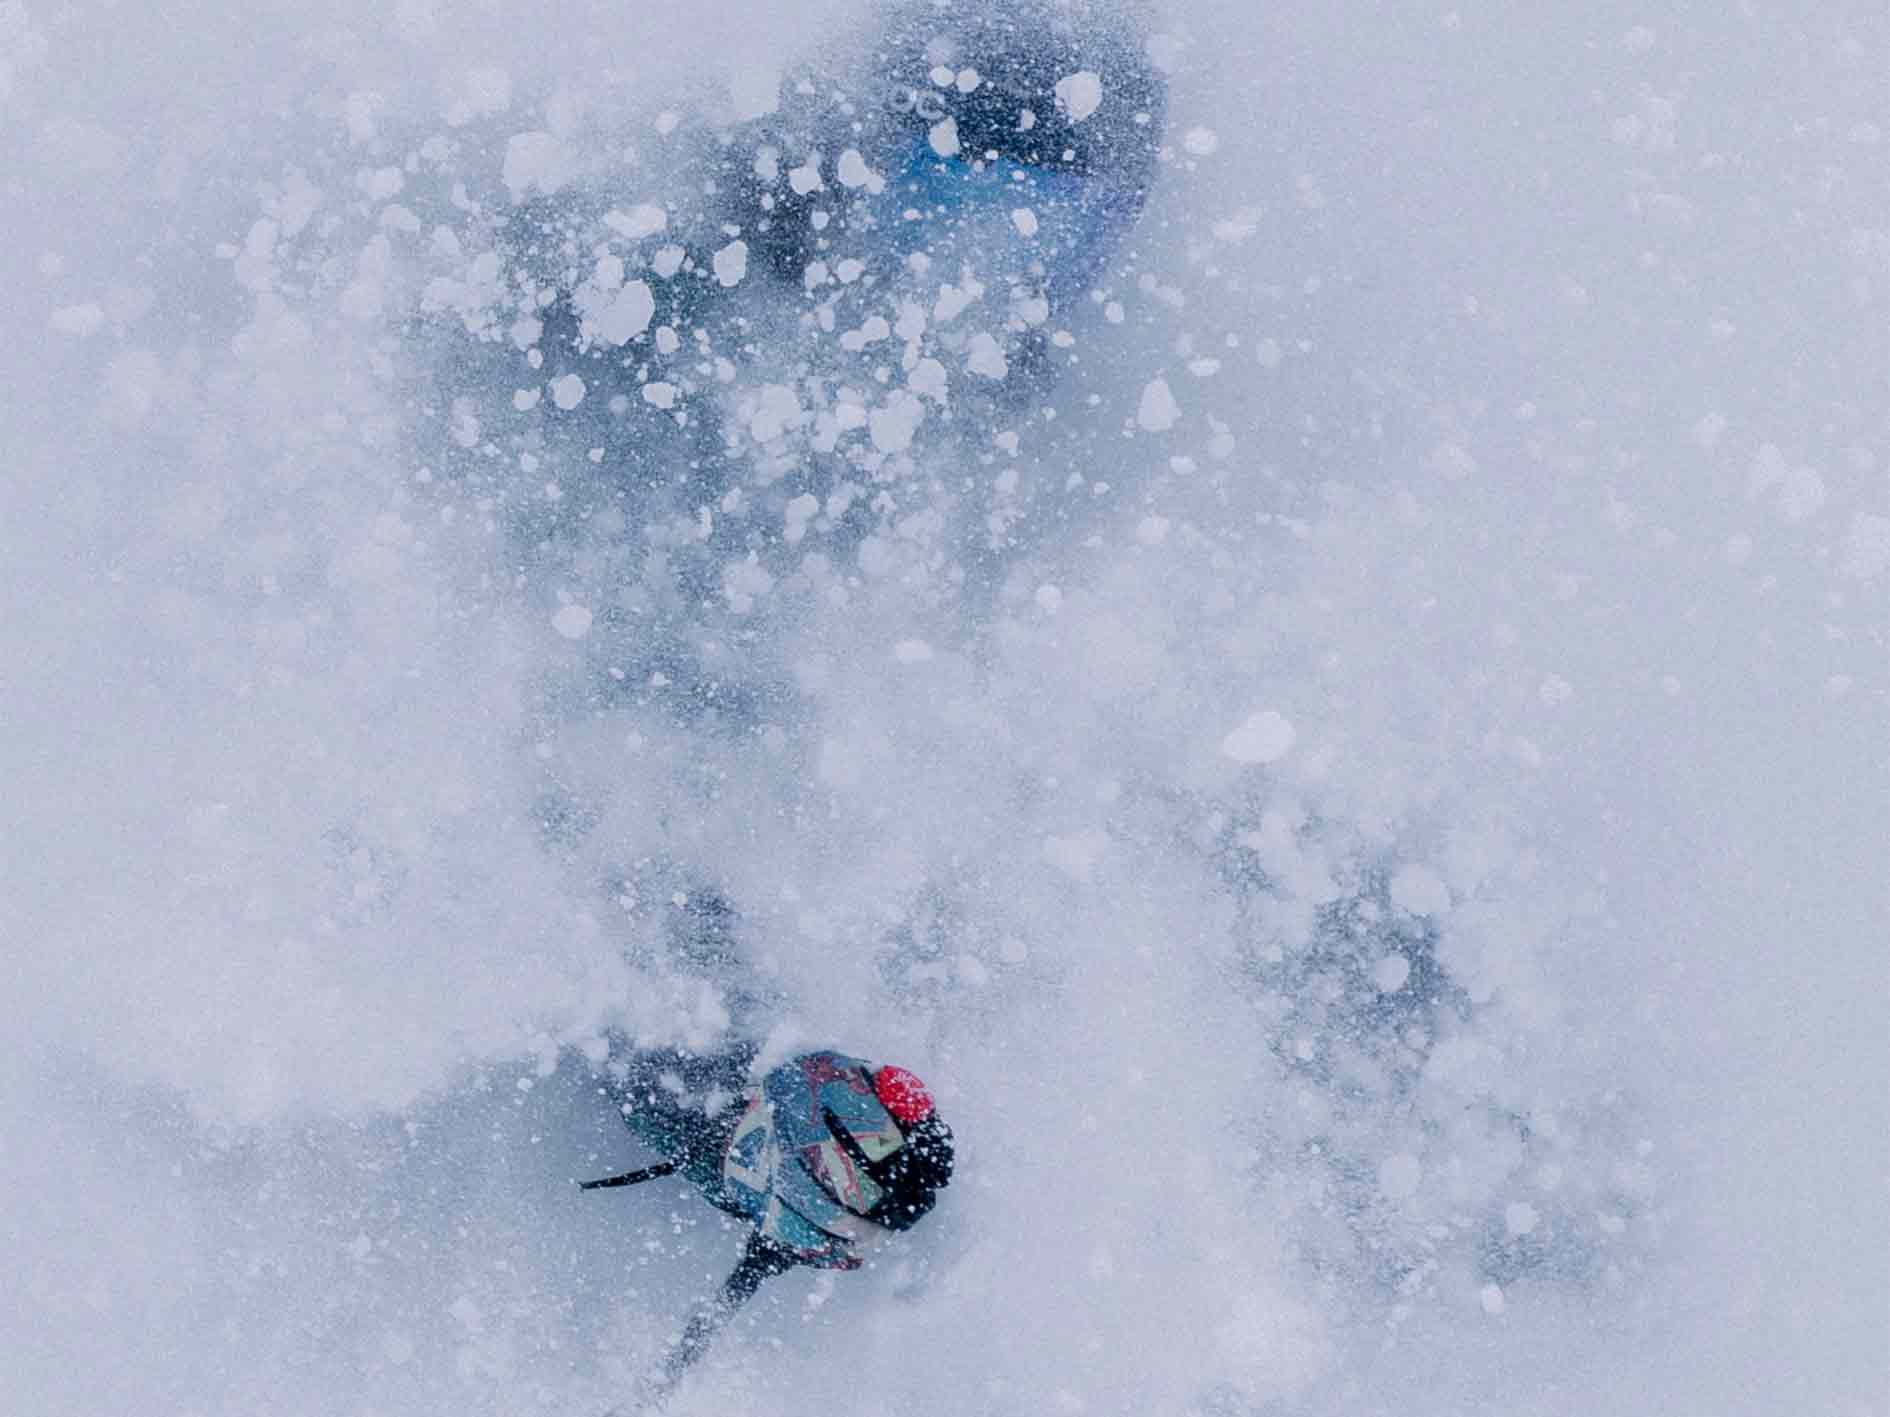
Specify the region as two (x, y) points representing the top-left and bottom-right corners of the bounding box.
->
(3, 2), (1885, 1415)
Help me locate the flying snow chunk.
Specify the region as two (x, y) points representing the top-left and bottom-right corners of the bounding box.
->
(1479, 1284), (1507, 1315)
(893, 639), (934, 664)
(869, 390), (924, 453)
(1221, 710), (1296, 765)
(784, 493), (820, 543)
(1054, 71), (1103, 122)
(713, 239), (749, 288)
(502, 131), (571, 197)
(1183, 126), (1220, 156)
(966, 332), (1009, 378)
(836, 148), (881, 191)
(604, 205), (667, 239)
(1137, 377), (1180, 432)
(1373, 954), (1412, 993)
(1505, 1202), (1540, 1236)
(552, 605), (593, 640)
(1011, 208), (1039, 237)
(550, 374), (586, 410)
(643, 382), (677, 410)
(589, 280), (655, 345)
(1378, 1152), (1423, 1200)
(748, 383), (805, 442)
(723, 555), (775, 613)
(928, 117), (961, 157)
(1390, 864), (1451, 917)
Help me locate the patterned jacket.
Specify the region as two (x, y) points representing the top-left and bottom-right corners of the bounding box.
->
(713, 1051), (907, 1270)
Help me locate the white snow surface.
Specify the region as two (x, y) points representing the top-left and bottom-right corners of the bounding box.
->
(1, 3), (1885, 1417)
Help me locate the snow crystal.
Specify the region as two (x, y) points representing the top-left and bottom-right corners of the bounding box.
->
(1373, 954), (1412, 993)
(1137, 377), (1180, 432)
(712, 239), (749, 288)
(604, 205), (667, 239)
(1221, 710), (1296, 765)
(549, 374), (586, 410)
(1054, 70), (1103, 122)
(551, 604), (592, 640)
(893, 639), (933, 664)
(1390, 864), (1451, 917)
(1378, 1152), (1423, 1200)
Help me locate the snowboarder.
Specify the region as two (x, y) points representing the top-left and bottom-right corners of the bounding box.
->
(584, 1041), (954, 1408)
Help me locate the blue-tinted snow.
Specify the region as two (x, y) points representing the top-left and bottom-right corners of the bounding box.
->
(2, 1), (1885, 1414)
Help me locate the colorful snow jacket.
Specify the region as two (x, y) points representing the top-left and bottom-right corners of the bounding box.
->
(611, 1046), (941, 1271)
(717, 1051), (911, 1268)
